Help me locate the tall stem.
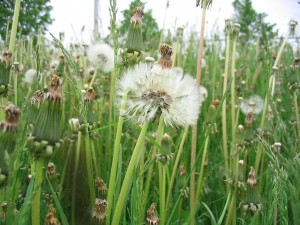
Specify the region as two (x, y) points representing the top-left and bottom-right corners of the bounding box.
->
(166, 127), (188, 215)
(106, 92), (127, 225)
(111, 122), (149, 225)
(9, 0), (21, 53)
(190, 7), (206, 225)
(222, 30), (231, 193)
(31, 158), (45, 225)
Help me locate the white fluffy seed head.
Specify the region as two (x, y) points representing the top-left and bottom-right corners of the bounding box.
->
(117, 63), (201, 127)
(199, 85), (208, 104)
(23, 68), (37, 84)
(239, 95), (264, 115)
(87, 43), (114, 73)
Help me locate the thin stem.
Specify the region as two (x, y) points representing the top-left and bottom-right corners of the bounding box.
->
(31, 158), (45, 225)
(144, 115), (165, 207)
(230, 37), (238, 143)
(106, 92), (127, 225)
(111, 122), (149, 225)
(89, 70), (97, 87)
(190, 7), (206, 225)
(166, 127), (188, 215)
(84, 133), (95, 203)
(72, 131), (81, 225)
(293, 91), (300, 138)
(195, 134), (210, 201)
(9, 0), (21, 52)
(222, 32), (231, 193)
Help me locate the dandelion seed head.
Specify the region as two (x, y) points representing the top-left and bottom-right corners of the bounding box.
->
(199, 85), (208, 104)
(87, 44), (114, 73)
(117, 63), (201, 127)
(240, 95), (263, 115)
(50, 60), (59, 71)
(23, 68), (37, 84)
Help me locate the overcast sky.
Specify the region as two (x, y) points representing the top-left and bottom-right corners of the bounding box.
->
(47, 0), (300, 44)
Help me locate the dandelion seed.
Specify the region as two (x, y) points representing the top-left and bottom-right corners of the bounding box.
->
(46, 162), (56, 177)
(87, 43), (114, 73)
(50, 60), (59, 72)
(199, 85), (208, 103)
(117, 63), (201, 127)
(247, 166), (257, 186)
(45, 204), (60, 225)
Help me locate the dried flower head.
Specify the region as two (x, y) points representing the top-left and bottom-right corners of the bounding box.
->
(117, 63), (201, 127)
(157, 43), (173, 69)
(1, 201), (7, 220)
(87, 44), (114, 73)
(131, 5), (144, 24)
(84, 88), (95, 102)
(47, 74), (63, 101)
(240, 95), (264, 115)
(45, 204), (61, 225)
(95, 177), (107, 195)
(179, 163), (186, 176)
(0, 51), (12, 65)
(31, 90), (45, 106)
(1, 103), (21, 132)
(146, 203), (160, 225)
(91, 198), (108, 222)
(46, 162), (56, 177)
(247, 166), (257, 186)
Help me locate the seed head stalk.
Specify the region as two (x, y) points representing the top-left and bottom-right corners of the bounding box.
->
(106, 92), (127, 225)
(31, 158), (45, 225)
(111, 122), (149, 225)
(166, 127), (189, 216)
(222, 19), (232, 194)
(190, 5), (207, 225)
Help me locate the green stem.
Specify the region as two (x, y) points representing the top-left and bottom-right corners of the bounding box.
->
(111, 122), (149, 225)
(9, 0), (21, 52)
(191, 7), (206, 225)
(14, 71), (17, 105)
(31, 158), (45, 225)
(230, 37), (237, 143)
(106, 93), (127, 225)
(293, 92), (300, 138)
(195, 134), (210, 201)
(222, 32), (231, 193)
(72, 131), (81, 225)
(166, 127), (188, 215)
(84, 133), (95, 203)
(160, 165), (166, 225)
(89, 70), (97, 87)
(144, 115), (164, 209)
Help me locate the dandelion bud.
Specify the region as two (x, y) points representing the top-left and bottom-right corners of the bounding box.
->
(225, 18), (232, 35)
(91, 198), (108, 222)
(125, 5), (144, 51)
(68, 118), (80, 133)
(146, 203), (160, 225)
(0, 103), (21, 188)
(95, 177), (107, 195)
(231, 23), (240, 40)
(30, 74), (63, 158)
(157, 43), (173, 69)
(0, 50), (13, 97)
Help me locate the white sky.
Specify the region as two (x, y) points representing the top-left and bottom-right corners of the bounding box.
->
(46, 0), (300, 45)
